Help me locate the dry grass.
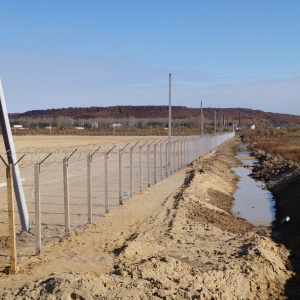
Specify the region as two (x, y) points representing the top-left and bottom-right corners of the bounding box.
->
(252, 135), (300, 162)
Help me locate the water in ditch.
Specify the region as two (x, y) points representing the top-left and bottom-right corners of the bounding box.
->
(232, 144), (275, 226)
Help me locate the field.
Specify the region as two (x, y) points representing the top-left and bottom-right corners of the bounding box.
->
(0, 135), (152, 153)
(251, 135), (300, 162)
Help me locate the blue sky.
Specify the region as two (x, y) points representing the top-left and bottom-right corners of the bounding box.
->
(1, 1), (300, 115)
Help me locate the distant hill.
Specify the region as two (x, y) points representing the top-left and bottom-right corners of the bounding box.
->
(9, 106), (300, 125)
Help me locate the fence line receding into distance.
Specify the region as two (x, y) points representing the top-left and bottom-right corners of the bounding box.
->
(0, 132), (234, 266)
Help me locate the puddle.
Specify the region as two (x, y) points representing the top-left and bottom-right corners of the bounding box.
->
(232, 145), (275, 226)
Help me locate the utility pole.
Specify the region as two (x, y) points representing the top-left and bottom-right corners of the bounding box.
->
(168, 73), (172, 169)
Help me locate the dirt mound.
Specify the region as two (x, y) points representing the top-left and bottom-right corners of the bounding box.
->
(249, 146), (300, 295)
(12, 241), (290, 300)
(250, 148), (297, 181)
(0, 138), (295, 299)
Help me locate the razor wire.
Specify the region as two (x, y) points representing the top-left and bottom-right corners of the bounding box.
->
(0, 136), (199, 167)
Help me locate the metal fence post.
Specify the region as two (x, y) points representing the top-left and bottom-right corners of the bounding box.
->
(185, 139), (190, 165)
(177, 139), (180, 170)
(104, 153), (109, 213)
(165, 142), (168, 177)
(154, 143), (157, 184)
(63, 157), (70, 233)
(173, 140), (176, 173)
(119, 149), (123, 205)
(180, 140), (183, 168)
(7, 164), (18, 274)
(139, 146), (142, 191)
(35, 163), (41, 255)
(184, 139), (187, 165)
(130, 147), (133, 197)
(147, 144), (150, 187)
(63, 149), (77, 233)
(87, 154), (92, 223)
(160, 142), (163, 180)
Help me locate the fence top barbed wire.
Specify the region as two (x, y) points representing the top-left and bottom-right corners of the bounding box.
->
(0, 133), (229, 167)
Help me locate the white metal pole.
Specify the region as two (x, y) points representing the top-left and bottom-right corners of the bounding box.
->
(130, 147), (133, 197)
(154, 144), (157, 184)
(63, 158), (70, 233)
(104, 153), (108, 213)
(165, 142), (168, 177)
(139, 146), (142, 191)
(119, 149), (123, 205)
(7, 164), (18, 273)
(160, 142), (163, 180)
(87, 155), (92, 223)
(177, 139), (180, 170)
(147, 144), (150, 187)
(168, 73), (172, 169)
(172, 141), (176, 173)
(35, 163), (41, 254)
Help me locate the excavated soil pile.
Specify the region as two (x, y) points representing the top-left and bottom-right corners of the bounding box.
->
(250, 147), (300, 295)
(0, 139), (295, 299)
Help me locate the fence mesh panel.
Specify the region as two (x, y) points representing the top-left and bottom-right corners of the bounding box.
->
(0, 132), (234, 269)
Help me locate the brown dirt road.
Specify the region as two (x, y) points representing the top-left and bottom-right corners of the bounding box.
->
(0, 138), (296, 299)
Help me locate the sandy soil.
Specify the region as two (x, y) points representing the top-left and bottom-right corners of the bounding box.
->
(0, 138), (295, 299)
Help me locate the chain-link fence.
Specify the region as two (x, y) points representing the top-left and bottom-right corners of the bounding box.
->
(0, 132), (234, 268)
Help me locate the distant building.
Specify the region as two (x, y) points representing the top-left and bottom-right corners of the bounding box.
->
(92, 122), (99, 129)
(75, 127), (84, 130)
(250, 124), (255, 130)
(12, 125), (27, 130)
(112, 123), (121, 135)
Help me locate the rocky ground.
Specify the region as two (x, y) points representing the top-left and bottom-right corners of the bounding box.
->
(0, 138), (297, 299)
(250, 146), (300, 297)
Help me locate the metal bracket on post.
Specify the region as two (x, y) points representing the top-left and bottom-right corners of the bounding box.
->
(106, 145), (116, 156)
(90, 146), (101, 162)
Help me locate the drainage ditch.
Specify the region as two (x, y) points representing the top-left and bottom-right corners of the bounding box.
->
(232, 144), (275, 226)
